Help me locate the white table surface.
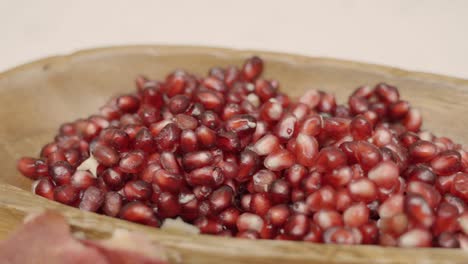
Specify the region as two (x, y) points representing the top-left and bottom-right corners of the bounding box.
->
(1, 0), (467, 79)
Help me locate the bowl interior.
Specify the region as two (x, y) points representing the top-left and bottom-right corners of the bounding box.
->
(0, 45), (467, 190)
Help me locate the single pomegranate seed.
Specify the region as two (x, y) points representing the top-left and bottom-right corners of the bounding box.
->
(335, 188), (353, 212)
(17, 157), (38, 179)
(47, 150), (67, 166)
(452, 173), (468, 202)
(79, 186), (104, 212)
(120, 201), (155, 224)
(216, 131), (241, 152)
(250, 193), (272, 216)
(350, 115), (372, 140)
(359, 221), (379, 244)
(123, 180), (152, 201)
(270, 179), (291, 204)
(187, 166), (224, 187)
(314, 209), (343, 230)
(168, 95), (190, 114)
(252, 134), (280, 156)
(101, 167), (125, 190)
(431, 150), (462, 176)
(367, 161), (399, 189)
(133, 127), (155, 153)
(398, 229), (432, 248)
(155, 123), (181, 152)
(295, 133), (319, 167)
(408, 140), (438, 163)
(407, 181), (441, 209)
(195, 125), (217, 149)
(102, 192), (122, 217)
(433, 202), (459, 236)
(242, 56), (263, 81)
(437, 232), (459, 248)
(378, 193), (403, 218)
(403, 108), (422, 132)
(259, 99), (283, 122)
(53, 184), (80, 205)
(157, 192), (181, 218)
(119, 150), (146, 173)
(291, 103), (309, 122)
(314, 147), (347, 172)
(343, 202), (369, 227)
(194, 217), (224, 234)
(264, 149), (295, 171)
(237, 212), (264, 233)
(33, 177), (55, 200)
(299, 115), (323, 137)
(180, 129), (198, 153)
(317, 92), (336, 113)
(303, 171), (322, 195)
(348, 96), (369, 115)
(252, 169), (277, 193)
(70, 170), (96, 190)
(405, 194), (434, 228)
(209, 185), (234, 213)
(404, 164), (436, 184)
(92, 143), (119, 167)
(117, 95), (140, 113)
(265, 204), (290, 227)
(306, 186), (336, 212)
(348, 178), (378, 203)
(218, 207), (240, 229)
(50, 161), (75, 186)
(375, 83), (399, 104)
(378, 213), (408, 236)
(284, 214), (309, 238)
(325, 166), (353, 188)
(299, 89), (320, 109)
(274, 113), (298, 142)
(159, 151), (180, 174)
(323, 227), (356, 245)
(194, 89), (225, 113)
(237, 149), (259, 182)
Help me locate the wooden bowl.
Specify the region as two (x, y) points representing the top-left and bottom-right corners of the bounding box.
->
(0, 45), (467, 263)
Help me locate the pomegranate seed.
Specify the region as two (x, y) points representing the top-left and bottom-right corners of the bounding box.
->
(237, 213), (264, 233)
(264, 149), (295, 171)
(348, 178), (378, 203)
(398, 229), (432, 248)
(195, 125), (217, 149)
(265, 204), (290, 227)
(155, 123), (181, 152)
(343, 203), (369, 227)
(335, 188), (353, 212)
(314, 209), (343, 230)
(33, 177), (55, 200)
(350, 115), (372, 140)
(187, 166), (224, 187)
(317, 92), (336, 113)
(209, 185), (234, 213)
(270, 179), (291, 204)
(306, 186), (336, 212)
(120, 201), (155, 224)
(452, 173), (468, 202)
(303, 223), (323, 243)
(101, 192), (122, 217)
(407, 181), (441, 209)
(389, 100), (410, 120)
(252, 134), (280, 156)
(325, 166), (353, 188)
(119, 150), (146, 173)
(299, 115), (323, 137)
(348, 96), (369, 115)
(79, 186), (104, 212)
(404, 164), (436, 185)
(378, 194), (403, 218)
(92, 143), (119, 167)
(274, 113), (298, 142)
(405, 194), (434, 228)
(295, 133), (319, 167)
(284, 214), (309, 238)
(403, 108), (422, 132)
(242, 56), (263, 81)
(117, 95), (140, 113)
(375, 83), (399, 104)
(101, 167), (125, 190)
(250, 193), (272, 216)
(180, 129), (198, 153)
(219, 207), (240, 229)
(367, 161), (399, 189)
(314, 147), (347, 172)
(50, 161), (75, 186)
(157, 192), (181, 218)
(17, 157), (38, 179)
(123, 180), (152, 201)
(70, 170), (96, 190)
(431, 150), (462, 176)
(323, 226), (355, 245)
(299, 90), (320, 109)
(54, 184), (79, 205)
(252, 169), (277, 193)
(194, 217), (223, 234)
(433, 202), (459, 236)
(437, 232), (459, 248)
(378, 213), (408, 236)
(408, 140), (438, 163)
(237, 149), (259, 182)
(359, 221), (379, 244)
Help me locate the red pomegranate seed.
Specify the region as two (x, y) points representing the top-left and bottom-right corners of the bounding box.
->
(314, 209), (343, 230)
(274, 113), (298, 142)
(265, 204), (290, 227)
(284, 214), (309, 238)
(433, 202), (459, 236)
(270, 179), (291, 204)
(343, 202), (369, 227)
(236, 231), (259, 239)
(326, 166), (353, 188)
(437, 232), (459, 248)
(33, 177), (55, 200)
(323, 227), (356, 245)
(180, 129), (199, 153)
(47, 150), (67, 166)
(187, 166), (224, 187)
(218, 207), (240, 229)
(350, 115), (372, 140)
(157, 192), (181, 218)
(452, 173), (468, 202)
(168, 95), (190, 114)
(120, 201), (155, 224)
(348, 178), (378, 203)
(378, 213), (408, 236)
(264, 149), (295, 171)
(252, 169), (277, 193)
(123, 180), (152, 201)
(431, 150), (462, 176)
(133, 127), (155, 153)
(117, 95), (140, 113)
(303, 171), (322, 195)
(299, 115), (323, 137)
(209, 185), (234, 213)
(367, 161), (399, 189)
(405, 194), (434, 228)
(194, 217), (223, 234)
(216, 131), (241, 152)
(404, 164), (436, 185)
(79, 186), (104, 212)
(17, 157), (38, 179)
(119, 150), (146, 173)
(101, 167), (125, 191)
(335, 188), (352, 212)
(314, 147), (347, 172)
(53, 184), (80, 205)
(159, 151), (180, 174)
(378, 194), (403, 218)
(252, 134), (280, 156)
(409, 140), (438, 163)
(398, 229), (432, 248)
(295, 133), (319, 167)
(299, 89), (320, 109)
(317, 92), (336, 113)
(237, 212), (264, 233)
(407, 181), (441, 209)
(371, 127), (393, 147)
(403, 108), (422, 132)
(155, 123), (181, 152)
(237, 150), (259, 182)
(250, 193), (272, 216)
(359, 221), (379, 244)
(194, 89), (225, 113)
(50, 161), (75, 186)
(374, 83), (399, 104)
(137, 104), (160, 125)
(242, 56), (263, 81)
(70, 170), (96, 190)
(195, 125), (217, 149)
(92, 143), (119, 167)
(260, 99), (283, 122)
(306, 186), (336, 212)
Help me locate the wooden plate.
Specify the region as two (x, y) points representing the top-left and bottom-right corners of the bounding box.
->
(0, 45), (467, 263)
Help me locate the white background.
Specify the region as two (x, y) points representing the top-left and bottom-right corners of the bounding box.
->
(1, 0), (467, 78)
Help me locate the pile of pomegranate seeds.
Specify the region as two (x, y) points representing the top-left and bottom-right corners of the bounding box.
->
(17, 57), (468, 248)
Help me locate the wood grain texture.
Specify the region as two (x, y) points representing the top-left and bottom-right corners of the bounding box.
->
(0, 45), (467, 263)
